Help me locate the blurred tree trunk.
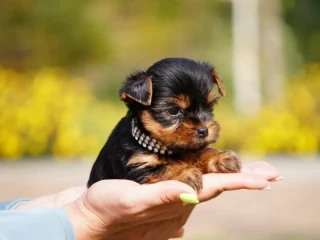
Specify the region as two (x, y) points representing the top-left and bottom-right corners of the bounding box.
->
(260, 0), (285, 102)
(231, 0), (261, 115)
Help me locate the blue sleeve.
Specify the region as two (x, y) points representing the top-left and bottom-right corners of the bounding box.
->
(0, 207), (76, 240)
(0, 199), (31, 211)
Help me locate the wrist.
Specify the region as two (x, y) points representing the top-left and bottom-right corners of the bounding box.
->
(16, 195), (56, 211)
(64, 203), (92, 240)
(16, 186), (86, 211)
(63, 197), (107, 240)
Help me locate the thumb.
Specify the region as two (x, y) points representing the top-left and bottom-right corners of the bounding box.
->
(136, 180), (199, 208)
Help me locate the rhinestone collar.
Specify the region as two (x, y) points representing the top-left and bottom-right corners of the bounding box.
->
(131, 118), (173, 155)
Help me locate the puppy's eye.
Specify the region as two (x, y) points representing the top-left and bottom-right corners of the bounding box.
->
(167, 107), (182, 116)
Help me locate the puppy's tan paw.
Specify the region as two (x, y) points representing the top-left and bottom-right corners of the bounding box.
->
(177, 167), (203, 191)
(208, 150), (241, 173)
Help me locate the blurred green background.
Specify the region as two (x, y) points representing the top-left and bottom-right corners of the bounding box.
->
(1, 1), (320, 240)
(0, 0), (319, 159)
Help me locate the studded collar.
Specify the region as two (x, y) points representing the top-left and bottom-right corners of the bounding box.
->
(131, 118), (173, 155)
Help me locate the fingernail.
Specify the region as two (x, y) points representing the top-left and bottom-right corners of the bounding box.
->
(274, 175), (283, 181)
(179, 193), (199, 204)
(262, 184), (271, 190)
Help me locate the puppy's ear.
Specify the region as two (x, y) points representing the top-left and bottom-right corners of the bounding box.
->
(120, 71), (152, 106)
(211, 69), (227, 97)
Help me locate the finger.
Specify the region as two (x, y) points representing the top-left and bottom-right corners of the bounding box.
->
(110, 204), (194, 232)
(144, 213), (191, 240)
(241, 161), (281, 181)
(170, 227), (185, 238)
(88, 179), (195, 229)
(132, 203), (194, 227)
(136, 180), (197, 207)
(113, 209), (192, 239)
(112, 181), (196, 227)
(199, 173), (270, 202)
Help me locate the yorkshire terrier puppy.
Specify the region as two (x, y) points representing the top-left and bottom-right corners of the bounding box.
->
(88, 58), (241, 191)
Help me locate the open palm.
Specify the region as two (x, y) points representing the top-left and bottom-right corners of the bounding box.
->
(65, 161), (280, 240)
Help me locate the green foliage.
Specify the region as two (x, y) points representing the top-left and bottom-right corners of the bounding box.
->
(284, 0), (320, 63)
(0, 67), (125, 159)
(215, 63), (320, 155)
(0, 0), (110, 70)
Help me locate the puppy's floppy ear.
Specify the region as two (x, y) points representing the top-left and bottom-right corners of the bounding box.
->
(120, 71), (153, 106)
(211, 69), (227, 97)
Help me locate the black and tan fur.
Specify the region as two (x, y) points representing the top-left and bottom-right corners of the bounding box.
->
(88, 58), (241, 191)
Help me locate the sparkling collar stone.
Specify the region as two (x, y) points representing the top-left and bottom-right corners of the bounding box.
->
(131, 118), (173, 155)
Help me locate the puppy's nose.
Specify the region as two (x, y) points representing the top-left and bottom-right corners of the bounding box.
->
(197, 127), (208, 138)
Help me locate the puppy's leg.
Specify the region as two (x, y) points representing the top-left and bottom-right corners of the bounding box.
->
(151, 164), (203, 191)
(196, 148), (241, 174)
(126, 154), (203, 191)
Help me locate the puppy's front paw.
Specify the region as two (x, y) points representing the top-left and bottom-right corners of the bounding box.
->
(208, 150), (241, 173)
(177, 167), (203, 191)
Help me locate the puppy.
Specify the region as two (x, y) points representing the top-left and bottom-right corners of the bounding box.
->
(87, 58), (241, 191)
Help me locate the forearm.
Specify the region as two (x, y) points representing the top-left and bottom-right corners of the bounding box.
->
(0, 187), (87, 240)
(15, 186), (86, 211)
(15, 194), (57, 210)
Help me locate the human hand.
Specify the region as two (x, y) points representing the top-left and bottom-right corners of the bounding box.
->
(64, 161), (281, 240)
